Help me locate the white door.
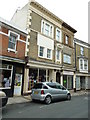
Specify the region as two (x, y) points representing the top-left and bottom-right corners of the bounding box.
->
(14, 74), (22, 96)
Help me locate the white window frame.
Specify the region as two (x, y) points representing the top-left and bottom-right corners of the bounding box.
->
(79, 58), (88, 72)
(38, 46), (52, 60)
(80, 46), (84, 55)
(56, 50), (61, 61)
(39, 46), (44, 58)
(63, 54), (71, 64)
(47, 49), (51, 59)
(41, 20), (54, 38)
(65, 35), (69, 44)
(8, 30), (20, 52)
(56, 28), (62, 42)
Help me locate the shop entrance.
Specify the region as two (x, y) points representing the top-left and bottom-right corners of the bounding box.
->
(80, 76), (85, 90)
(56, 72), (61, 84)
(63, 75), (73, 89)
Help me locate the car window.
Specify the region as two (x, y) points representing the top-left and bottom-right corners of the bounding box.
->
(43, 85), (48, 89)
(46, 83), (56, 89)
(33, 83), (42, 89)
(56, 85), (62, 89)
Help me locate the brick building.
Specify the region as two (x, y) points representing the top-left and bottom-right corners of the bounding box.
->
(0, 17), (28, 96)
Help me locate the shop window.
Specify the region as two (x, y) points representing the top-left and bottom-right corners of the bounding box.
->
(0, 64), (13, 88)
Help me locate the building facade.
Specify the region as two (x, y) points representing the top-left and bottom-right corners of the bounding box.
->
(11, 0), (77, 94)
(74, 38), (90, 90)
(0, 17), (28, 97)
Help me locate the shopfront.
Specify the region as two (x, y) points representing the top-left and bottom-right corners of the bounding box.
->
(0, 61), (25, 97)
(63, 75), (73, 89)
(28, 68), (49, 90)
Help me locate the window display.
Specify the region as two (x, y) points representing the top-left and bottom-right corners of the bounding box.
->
(0, 64), (13, 88)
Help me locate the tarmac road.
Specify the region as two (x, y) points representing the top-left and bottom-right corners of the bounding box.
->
(2, 94), (89, 119)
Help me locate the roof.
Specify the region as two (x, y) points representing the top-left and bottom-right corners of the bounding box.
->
(0, 17), (28, 34)
(74, 38), (89, 47)
(30, 0), (77, 33)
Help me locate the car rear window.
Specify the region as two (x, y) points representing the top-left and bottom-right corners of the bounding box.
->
(33, 83), (43, 89)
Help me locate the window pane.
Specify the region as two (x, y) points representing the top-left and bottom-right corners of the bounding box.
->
(39, 46), (44, 57)
(8, 34), (17, 50)
(80, 59), (83, 70)
(56, 30), (60, 41)
(47, 49), (51, 58)
(65, 35), (69, 44)
(84, 60), (87, 70)
(45, 23), (49, 36)
(81, 47), (84, 55)
(57, 50), (60, 60)
(63, 54), (71, 64)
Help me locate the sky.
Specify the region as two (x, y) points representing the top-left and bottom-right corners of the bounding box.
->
(0, 0), (89, 43)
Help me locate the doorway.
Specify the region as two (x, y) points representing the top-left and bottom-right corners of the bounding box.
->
(56, 72), (61, 84)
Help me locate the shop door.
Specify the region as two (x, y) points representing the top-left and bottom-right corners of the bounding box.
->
(56, 72), (61, 84)
(80, 76), (85, 90)
(67, 76), (73, 89)
(76, 76), (80, 90)
(14, 74), (22, 96)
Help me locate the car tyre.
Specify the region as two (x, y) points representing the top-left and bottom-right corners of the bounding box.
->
(45, 96), (51, 104)
(67, 94), (71, 100)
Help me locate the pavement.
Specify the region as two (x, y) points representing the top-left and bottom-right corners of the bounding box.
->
(7, 90), (89, 105)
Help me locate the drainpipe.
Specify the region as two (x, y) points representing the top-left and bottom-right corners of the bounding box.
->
(74, 41), (76, 92)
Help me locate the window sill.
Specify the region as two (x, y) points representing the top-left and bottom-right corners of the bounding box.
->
(38, 56), (52, 60)
(7, 48), (17, 54)
(0, 87), (11, 89)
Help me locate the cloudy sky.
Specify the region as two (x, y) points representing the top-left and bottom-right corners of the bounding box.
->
(0, 0), (89, 43)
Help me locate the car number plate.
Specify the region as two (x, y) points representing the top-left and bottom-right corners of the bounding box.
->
(34, 91), (38, 94)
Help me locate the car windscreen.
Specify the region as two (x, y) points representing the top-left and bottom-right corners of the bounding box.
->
(33, 83), (43, 89)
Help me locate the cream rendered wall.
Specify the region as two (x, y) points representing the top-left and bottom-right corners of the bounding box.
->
(11, 4), (28, 30)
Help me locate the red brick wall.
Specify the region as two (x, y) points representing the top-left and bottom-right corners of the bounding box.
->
(0, 27), (26, 60)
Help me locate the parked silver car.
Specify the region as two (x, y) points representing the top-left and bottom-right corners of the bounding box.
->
(31, 82), (71, 104)
(0, 91), (8, 108)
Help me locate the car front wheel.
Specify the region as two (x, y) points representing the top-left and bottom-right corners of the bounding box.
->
(45, 96), (51, 104)
(67, 94), (71, 100)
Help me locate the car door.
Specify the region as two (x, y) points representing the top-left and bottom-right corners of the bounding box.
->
(55, 83), (67, 99)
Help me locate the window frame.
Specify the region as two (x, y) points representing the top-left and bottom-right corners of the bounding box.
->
(41, 20), (54, 38)
(80, 46), (84, 55)
(79, 58), (88, 72)
(56, 49), (60, 61)
(47, 48), (51, 59)
(39, 46), (44, 57)
(65, 35), (69, 45)
(56, 28), (61, 42)
(63, 54), (71, 64)
(8, 30), (19, 52)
